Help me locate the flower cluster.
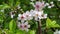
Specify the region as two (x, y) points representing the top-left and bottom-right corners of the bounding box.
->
(17, 1), (47, 31)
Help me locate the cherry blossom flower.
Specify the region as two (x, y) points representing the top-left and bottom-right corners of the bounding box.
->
(18, 1), (47, 22)
(33, 10), (44, 21)
(10, 11), (15, 18)
(24, 11), (33, 20)
(31, 10), (47, 21)
(18, 10), (33, 22)
(18, 14), (27, 22)
(18, 22), (30, 31)
(34, 1), (45, 11)
(46, 1), (54, 8)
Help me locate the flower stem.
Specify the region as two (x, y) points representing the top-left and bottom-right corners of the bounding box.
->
(37, 19), (42, 34)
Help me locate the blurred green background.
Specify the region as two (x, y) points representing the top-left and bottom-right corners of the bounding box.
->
(0, 0), (60, 34)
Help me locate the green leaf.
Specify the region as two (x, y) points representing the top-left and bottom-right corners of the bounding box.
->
(8, 0), (14, 6)
(0, 4), (10, 9)
(29, 30), (35, 34)
(0, 29), (2, 34)
(16, 30), (25, 34)
(9, 20), (16, 33)
(51, 21), (60, 27)
(46, 18), (60, 29)
(46, 18), (52, 28)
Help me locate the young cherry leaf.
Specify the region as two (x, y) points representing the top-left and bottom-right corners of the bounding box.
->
(46, 18), (60, 29)
(9, 20), (16, 33)
(29, 30), (35, 34)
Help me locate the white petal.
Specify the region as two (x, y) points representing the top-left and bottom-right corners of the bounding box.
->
(26, 11), (29, 13)
(17, 17), (19, 20)
(58, 0), (60, 1)
(39, 11), (43, 15)
(50, 1), (53, 4)
(36, 1), (41, 5)
(58, 31), (60, 34)
(48, 6), (51, 8)
(44, 14), (47, 18)
(11, 15), (14, 18)
(18, 14), (21, 17)
(38, 16), (43, 19)
(45, 3), (49, 6)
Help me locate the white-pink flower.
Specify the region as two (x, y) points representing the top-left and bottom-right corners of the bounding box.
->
(31, 10), (47, 21)
(18, 11), (33, 22)
(24, 11), (33, 20)
(18, 22), (30, 31)
(34, 1), (45, 11)
(10, 11), (15, 18)
(40, 14), (47, 19)
(33, 10), (44, 21)
(45, 1), (54, 8)
(18, 14), (27, 22)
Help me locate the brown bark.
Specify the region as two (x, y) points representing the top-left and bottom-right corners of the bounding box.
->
(37, 20), (42, 34)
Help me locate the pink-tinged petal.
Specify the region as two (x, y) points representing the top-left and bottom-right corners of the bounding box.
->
(18, 22), (30, 31)
(44, 14), (47, 18)
(35, 1), (45, 11)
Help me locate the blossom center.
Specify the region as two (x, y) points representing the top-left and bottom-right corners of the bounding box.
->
(24, 25), (27, 28)
(21, 16), (24, 19)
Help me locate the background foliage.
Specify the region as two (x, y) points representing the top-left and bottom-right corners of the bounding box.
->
(0, 0), (60, 34)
